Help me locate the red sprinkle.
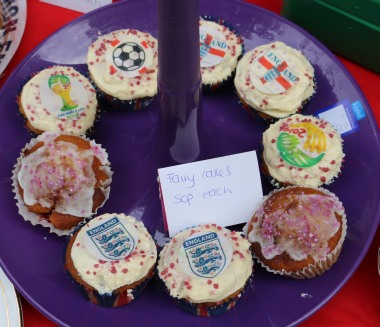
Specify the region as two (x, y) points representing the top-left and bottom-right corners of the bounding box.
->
(213, 283), (219, 289)
(207, 280), (212, 285)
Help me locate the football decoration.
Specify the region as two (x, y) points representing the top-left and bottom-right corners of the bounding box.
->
(112, 42), (145, 72)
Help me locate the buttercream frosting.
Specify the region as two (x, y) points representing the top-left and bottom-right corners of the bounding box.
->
(200, 18), (243, 86)
(87, 29), (158, 100)
(158, 224), (253, 303)
(20, 66), (97, 135)
(71, 213), (157, 295)
(263, 114), (344, 187)
(246, 188), (345, 261)
(234, 41), (315, 118)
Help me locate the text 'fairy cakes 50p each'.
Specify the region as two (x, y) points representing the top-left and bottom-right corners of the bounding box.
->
(87, 29), (158, 111)
(158, 224), (253, 316)
(12, 131), (112, 236)
(65, 213), (157, 307)
(245, 187), (347, 279)
(262, 114), (344, 187)
(234, 41), (315, 121)
(19, 66), (98, 135)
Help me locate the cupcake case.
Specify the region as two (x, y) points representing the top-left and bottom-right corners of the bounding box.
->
(0, 0), (379, 326)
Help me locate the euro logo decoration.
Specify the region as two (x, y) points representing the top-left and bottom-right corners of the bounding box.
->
(277, 122), (326, 168)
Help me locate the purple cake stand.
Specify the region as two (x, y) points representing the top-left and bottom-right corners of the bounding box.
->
(0, 1), (379, 326)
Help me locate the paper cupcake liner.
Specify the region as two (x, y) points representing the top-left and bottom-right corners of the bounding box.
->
(156, 269), (253, 317)
(245, 186), (347, 279)
(65, 263), (154, 307)
(12, 132), (112, 236)
(98, 91), (155, 111)
(200, 15), (245, 92)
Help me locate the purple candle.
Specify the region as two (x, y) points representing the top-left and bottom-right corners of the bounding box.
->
(158, 0), (203, 165)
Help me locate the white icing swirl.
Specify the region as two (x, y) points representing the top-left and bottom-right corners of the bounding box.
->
(234, 41), (315, 118)
(158, 224), (253, 303)
(71, 214), (157, 295)
(20, 66), (97, 135)
(263, 114), (344, 187)
(17, 132), (109, 217)
(200, 19), (243, 86)
(87, 29), (158, 100)
(247, 188), (345, 261)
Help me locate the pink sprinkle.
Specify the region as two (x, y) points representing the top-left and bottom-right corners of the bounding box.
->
(170, 263), (175, 269)
(86, 271), (90, 275)
(140, 261), (144, 266)
(94, 264), (99, 268)
(122, 268), (128, 273)
(76, 243), (80, 247)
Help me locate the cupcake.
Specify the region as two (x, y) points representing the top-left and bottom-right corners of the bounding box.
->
(245, 186), (347, 279)
(157, 224), (253, 316)
(87, 29), (158, 111)
(19, 66), (98, 135)
(65, 213), (157, 307)
(261, 114), (344, 187)
(234, 41), (315, 121)
(12, 131), (112, 235)
(199, 16), (244, 91)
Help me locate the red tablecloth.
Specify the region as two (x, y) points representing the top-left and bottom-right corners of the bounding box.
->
(1, 1), (378, 326)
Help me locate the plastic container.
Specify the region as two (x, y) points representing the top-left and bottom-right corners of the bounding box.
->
(281, 0), (380, 73)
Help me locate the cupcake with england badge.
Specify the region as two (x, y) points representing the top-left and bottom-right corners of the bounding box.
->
(19, 66), (98, 135)
(245, 186), (347, 279)
(87, 29), (158, 111)
(261, 114), (344, 187)
(199, 16), (244, 91)
(65, 213), (157, 307)
(12, 131), (112, 235)
(234, 41), (315, 121)
(157, 224), (253, 316)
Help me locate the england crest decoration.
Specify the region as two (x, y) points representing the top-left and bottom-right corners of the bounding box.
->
(179, 232), (232, 278)
(84, 216), (139, 261)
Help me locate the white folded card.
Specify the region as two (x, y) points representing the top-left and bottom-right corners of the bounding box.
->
(158, 151), (263, 236)
(40, 0), (112, 13)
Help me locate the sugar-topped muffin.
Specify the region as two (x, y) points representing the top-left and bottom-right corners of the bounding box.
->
(245, 186), (347, 278)
(12, 131), (112, 235)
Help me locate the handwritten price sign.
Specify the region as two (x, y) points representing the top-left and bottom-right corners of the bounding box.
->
(158, 151), (263, 236)
(40, 0), (112, 13)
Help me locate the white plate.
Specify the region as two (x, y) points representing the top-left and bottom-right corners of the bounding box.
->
(0, 0), (27, 76)
(0, 267), (22, 327)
